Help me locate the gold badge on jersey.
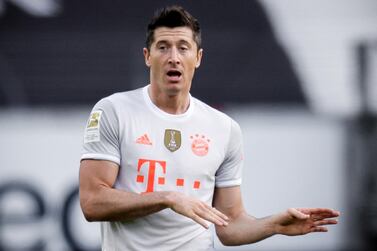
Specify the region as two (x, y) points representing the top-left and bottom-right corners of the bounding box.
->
(164, 129), (181, 152)
(84, 110), (102, 143)
(87, 111), (102, 128)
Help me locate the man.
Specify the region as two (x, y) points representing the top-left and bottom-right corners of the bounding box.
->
(79, 5), (339, 251)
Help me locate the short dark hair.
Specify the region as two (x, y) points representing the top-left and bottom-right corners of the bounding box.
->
(146, 5), (201, 51)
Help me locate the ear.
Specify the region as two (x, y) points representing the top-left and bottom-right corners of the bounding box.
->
(195, 48), (203, 68)
(143, 48), (151, 67)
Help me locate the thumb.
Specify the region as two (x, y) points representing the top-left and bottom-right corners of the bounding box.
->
(288, 208), (309, 220)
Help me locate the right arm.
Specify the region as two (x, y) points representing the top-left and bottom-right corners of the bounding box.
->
(79, 159), (228, 228)
(79, 159), (168, 222)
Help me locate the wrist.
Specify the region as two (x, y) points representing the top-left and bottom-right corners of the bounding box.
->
(160, 191), (176, 209)
(265, 214), (281, 235)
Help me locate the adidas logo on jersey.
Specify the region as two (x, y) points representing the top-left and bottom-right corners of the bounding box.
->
(136, 134), (152, 145)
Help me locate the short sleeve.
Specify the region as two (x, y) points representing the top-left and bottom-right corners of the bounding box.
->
(81, 98), (121, 165)
(215, 119), (244, 187)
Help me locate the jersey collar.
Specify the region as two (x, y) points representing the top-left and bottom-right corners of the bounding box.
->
(143, 85), (194, 120)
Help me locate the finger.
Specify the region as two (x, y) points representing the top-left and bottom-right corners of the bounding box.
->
(205, 205), (229, 221)
(300, 208), (340, 217)
(212, 207), (229, 221)
(200, 204), (228, 224)
(314, 219), (338, 226)
(209, 209), (229, 226)
(191, 214), (209, 229)
(311, 213), (340, 221)
(312, 214), (339, 221)
(196, 207), (228, 226)
(315, 211), (340, 218)
(310, 226), (328, 232)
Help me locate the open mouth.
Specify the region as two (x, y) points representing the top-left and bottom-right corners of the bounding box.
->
(166, 70), (182, 78)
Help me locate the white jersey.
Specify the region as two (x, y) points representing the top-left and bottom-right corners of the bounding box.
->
(81, 85), (244, 251)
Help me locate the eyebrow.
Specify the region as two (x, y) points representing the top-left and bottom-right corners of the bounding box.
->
(155, 39), (191, 46)
(155, 40), (169, 45)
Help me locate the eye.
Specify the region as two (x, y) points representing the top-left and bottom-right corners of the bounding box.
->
(180, 46), (188, 50)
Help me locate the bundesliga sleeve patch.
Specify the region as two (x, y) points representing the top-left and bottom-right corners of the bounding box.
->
(84, 110), (102, 143)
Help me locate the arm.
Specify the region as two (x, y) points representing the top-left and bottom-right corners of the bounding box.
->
(79, 159), (228, 228)
(213, 186), (340, 246)
(79, 159), (167, 221)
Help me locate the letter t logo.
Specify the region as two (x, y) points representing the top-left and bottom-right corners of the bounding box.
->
(136, 159), (166, 193)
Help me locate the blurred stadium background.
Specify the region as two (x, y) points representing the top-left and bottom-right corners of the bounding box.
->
(0, 0), (376, 250)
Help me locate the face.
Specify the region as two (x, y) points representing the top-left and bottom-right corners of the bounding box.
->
(143, 26), (203, 96)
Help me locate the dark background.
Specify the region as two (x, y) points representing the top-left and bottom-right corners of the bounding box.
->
(0, 0), (305, 107)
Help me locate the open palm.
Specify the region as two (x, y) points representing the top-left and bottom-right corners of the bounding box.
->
(275, 208), (339, 236)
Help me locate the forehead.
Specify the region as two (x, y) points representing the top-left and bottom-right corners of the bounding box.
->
(153, 27), (195, 44)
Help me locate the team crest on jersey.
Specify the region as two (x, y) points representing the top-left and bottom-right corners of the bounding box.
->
(164, 129), (181, 152)
(190, 134), (210, 156)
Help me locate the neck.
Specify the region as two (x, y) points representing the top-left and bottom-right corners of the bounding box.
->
(148, 85), (190, 115)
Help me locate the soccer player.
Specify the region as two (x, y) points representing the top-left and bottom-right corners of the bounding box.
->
(79, 5), (339, 251)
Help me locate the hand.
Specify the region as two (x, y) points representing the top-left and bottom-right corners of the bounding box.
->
(165, 191), (229, 229)
(274, 208), (340, 236)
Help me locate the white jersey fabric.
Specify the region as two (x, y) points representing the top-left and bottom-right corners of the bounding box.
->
(81, 85), (244, 251)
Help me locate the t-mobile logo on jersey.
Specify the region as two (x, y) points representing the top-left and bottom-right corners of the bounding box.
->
(136, 158), (201, 193)
(136, 159), (166, 193)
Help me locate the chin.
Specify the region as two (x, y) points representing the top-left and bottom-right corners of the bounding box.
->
(164, 84), (183, 94)
(166, 87), (181, 96)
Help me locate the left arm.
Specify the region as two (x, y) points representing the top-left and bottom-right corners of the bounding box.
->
(213, 186), (340, 246)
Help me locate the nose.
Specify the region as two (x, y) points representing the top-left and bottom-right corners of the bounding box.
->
(168, 47), (180, 65)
